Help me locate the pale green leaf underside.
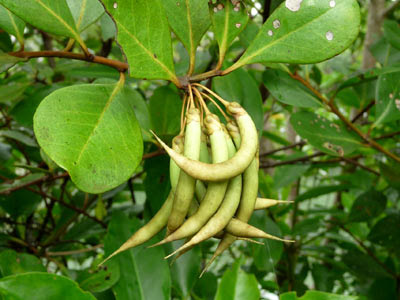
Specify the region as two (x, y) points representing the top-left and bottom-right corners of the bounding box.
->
(291, 111), (362, 157)
(375, 71), (400, 125)
(0, 5), (25, 44)
(0, 0), (81, 41)
(101, 0), (177, 82)
(210, 0), (249, 58)
(33, 83), (143, 194)
(163, 0), (210, 60)
(67, 0), (104, 32)
(235, 0), (360, 67)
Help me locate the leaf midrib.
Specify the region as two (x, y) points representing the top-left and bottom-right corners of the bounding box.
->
(75, 82), (123, 165)
(6, 8), (23, 44)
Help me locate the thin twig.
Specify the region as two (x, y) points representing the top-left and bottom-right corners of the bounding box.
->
(351, 100), (375, 123)
(260, 141), (306, 157)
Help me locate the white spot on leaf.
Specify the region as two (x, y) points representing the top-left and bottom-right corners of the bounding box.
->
(396, 99), (400, 111)
(389, 93), (394, 99)
(329, 0), (336, 8)
(235, 23), (241, 28)
(285, 0), (303, 12)
(268, 30), (273, 36)
(326, 31), (334, 41)
(273, 19), (281, 29)
(113, 2), (118, 9)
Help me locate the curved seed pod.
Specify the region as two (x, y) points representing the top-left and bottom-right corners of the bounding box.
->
(151, 114), (229, 247)
(255, 198), (294, 210)
(195, 180), (207, 202)
(170, 135), (184, 192)
(199, 130), (211, 164)
(99, 190), (174, 266)
(166, 129), (242, 257)
(151, 103), (257, 182)
(167, 108), (201, 233)
(201, 155), (259, 275)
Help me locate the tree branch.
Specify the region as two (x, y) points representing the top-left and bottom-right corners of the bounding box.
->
(9, 50), (128, 72)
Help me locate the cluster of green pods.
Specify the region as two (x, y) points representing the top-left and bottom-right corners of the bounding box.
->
(100, 84), (293, 274)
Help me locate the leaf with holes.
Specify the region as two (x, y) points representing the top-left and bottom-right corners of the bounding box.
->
(263, 69), (322, 108)
(290, 111), (362, 156)
(101, 0), (178, 84)
(374, 71), (400, 125)
(0, 0), (86, 49)
(33, 82), (143, 194)
(67, 0), (105, 32)
(162, 0), (210, 74)
(210, 0), (249, 65)
(0, 5), (25, 45)
(231, 0), (360, 69)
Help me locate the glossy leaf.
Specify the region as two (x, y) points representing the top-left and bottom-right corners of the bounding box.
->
(295, 184), (352, 202)
(348, 190), (387, 222)
(383, 20), (400, 51)
(67, 0), (104, 32)
(104, 211), (171, 300)
(0, 81), (28, 103)
(0, 189), (41, 218)
(380, 161), (400, 190)
(162, 0), (210, 73)
(0, 272), (96, 300)
(215, 259), (260, 300)
(34, 82), (143, 194)
(0, 5), (25, 45)
(368, 214), (400, 250)
(291, 111), (362, 156)
(210, 0), (249, 62)
(232, 0), (360, 69)
(212, 68), (263, 131)
(0, 249), (46, 277)
(0, 0), (85, 48)
(101, 0), (178, 83)
(375, 71), (400, 125)
(263, 69), (322, 108)
(149, 85), (182, 138)
(281, 290), (358, 300)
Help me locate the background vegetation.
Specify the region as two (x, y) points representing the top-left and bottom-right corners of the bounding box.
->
(0, 0), (399, 299)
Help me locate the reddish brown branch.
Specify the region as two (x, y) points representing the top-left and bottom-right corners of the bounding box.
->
(9, 50), (128, 72)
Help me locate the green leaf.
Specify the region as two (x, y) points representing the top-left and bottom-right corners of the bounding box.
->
(33, 82), (143, 194)
(212, 68), (263, 131)
(281, 290), (358, 300)
(162, 0), (210, 73)
(290, 111), (362, 156)
(0, 189), (41, 218)
(78, 260), (120, 293)
(374, 71), (400, 125)
(274, 162), (309, 189)
(0, 250), (46, 277)
(0, 130), (37, 147)
(67, 0), (104, 32)
(295, 184), (352, 202)
(0, 272), (96, 300)
(210, 0), (249, 63)
(232, 0), (360, 69)
(149, 85), (182, 138)
(215, 259), (260, 300)
(383, 20), (400, 51)
(0, 5), (25, 45)
(101, 0), (178, 83)
(169, 241), (201, 298)
(249, 212), (283, 272)
(263, 69), (322, 108)
(348, 190), (387, 222)
(0, 0), (86, 49)
(380, 161), (400, 190)
(368, 214), (400, 250)
(0, 81), (29, 103)
(104, 211), (171, 300)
